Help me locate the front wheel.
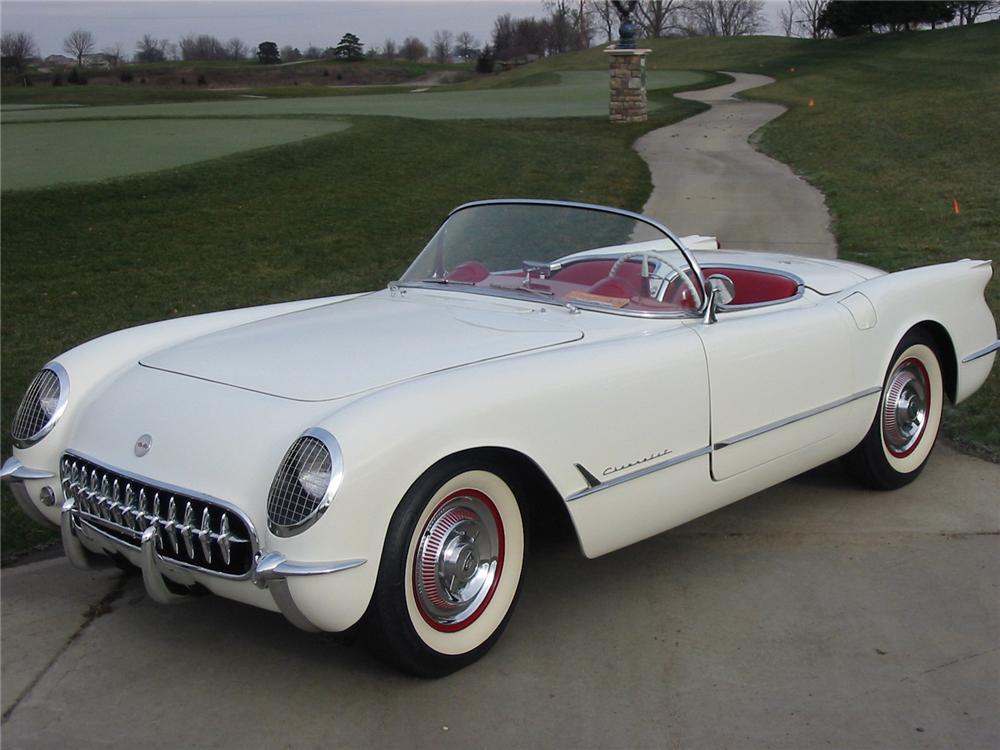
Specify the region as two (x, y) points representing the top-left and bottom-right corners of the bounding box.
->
(846, 331), (944, 490)
(364, 456), (526, 677)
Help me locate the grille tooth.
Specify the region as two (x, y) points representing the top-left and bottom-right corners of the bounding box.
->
(137, 489), (149, 531)
(218, 514), (232, 565)
(60, 455), (254, 576)
(165, 497), (180, 555)
(199, 508), (213, 563)
(181, 502), (196, 558)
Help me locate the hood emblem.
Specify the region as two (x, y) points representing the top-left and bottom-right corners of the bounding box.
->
(134, 434), (153, 457)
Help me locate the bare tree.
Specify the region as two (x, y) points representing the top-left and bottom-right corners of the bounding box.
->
(64, 29), (96, 65)
(636, 1), (686, 37)
(954, 1), (1000, 24)
(227, 37), (249, 60)
(100, 42), (125, 66)
(588, 0), (617, 42)
(1, 31), (38, 71)
(179, 34), (228, 61)
(686, 1), (764, 36)
(134, 34), (168, 63)
(382, 38), (398, 58)
(454, 31), (478, 60)
(431, 29), (453, 63)
(778, 0), (797, 35)
(793, 0), (828, 38)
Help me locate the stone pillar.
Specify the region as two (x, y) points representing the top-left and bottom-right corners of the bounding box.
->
(606, 48), (651, 123)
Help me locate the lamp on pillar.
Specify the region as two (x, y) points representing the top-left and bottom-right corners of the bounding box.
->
(606, 1), (651, 123)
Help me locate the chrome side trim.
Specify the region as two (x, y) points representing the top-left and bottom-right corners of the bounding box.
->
(566, 445), (712, 502)
(714, 387), (882, 450)
(962, 339), (1000, 364)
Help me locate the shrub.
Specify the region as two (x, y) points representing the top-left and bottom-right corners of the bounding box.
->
(139, 77), (147, 84)
(336, 72), (342, 80)
(180, 76), (187, 85)
(66, 67), (87, 85)
(323, 69), (329, 77)
(197, 74), (207, 85)
(51, 72), (63, 86)
(119, 70), (134, 83)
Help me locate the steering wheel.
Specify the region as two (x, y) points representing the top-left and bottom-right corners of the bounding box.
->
(607, 251), (701, 304)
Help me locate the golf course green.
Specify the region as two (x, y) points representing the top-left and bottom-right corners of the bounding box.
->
(2, 118), (350, 190)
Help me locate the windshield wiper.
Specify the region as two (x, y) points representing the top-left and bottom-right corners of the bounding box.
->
(498, 284), (580, 315)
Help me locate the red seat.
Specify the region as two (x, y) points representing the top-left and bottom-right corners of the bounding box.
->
(446, 261), (490, 283)
(701, 267), (799, 305)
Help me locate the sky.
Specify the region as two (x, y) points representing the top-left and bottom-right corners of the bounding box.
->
(0, 0), (784, 58)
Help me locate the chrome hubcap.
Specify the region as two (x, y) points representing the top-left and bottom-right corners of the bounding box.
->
(415, 491), (503, 629)
(882, 358), (929, 457)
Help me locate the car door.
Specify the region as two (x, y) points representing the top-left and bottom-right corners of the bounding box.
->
(694, 300), (855, 480)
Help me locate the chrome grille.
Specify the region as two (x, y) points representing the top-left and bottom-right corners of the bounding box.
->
(60, 454), (255, 577)
(267, 436), (331, 530)
(12, 369), (60, 443)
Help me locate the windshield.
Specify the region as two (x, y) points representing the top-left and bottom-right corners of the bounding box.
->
(399, 202), (705, 315)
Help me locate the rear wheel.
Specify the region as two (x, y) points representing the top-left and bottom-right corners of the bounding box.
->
(365, 456), (526, 677)
(846, 331), (944, 490)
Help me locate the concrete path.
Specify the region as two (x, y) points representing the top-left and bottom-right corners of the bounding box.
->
(2, 445), (998, 749)
(637, 72), (838, 258)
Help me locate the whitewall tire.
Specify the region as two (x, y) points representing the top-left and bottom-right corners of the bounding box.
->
(365, 456), (527, 676)
(847, 331), (944, 490)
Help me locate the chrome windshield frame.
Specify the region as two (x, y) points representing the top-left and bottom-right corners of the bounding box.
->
(395, 198), (710, 318)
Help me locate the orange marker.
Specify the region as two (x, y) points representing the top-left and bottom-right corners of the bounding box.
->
(808, 98), (815, 108)
(952, 198), (961, 215)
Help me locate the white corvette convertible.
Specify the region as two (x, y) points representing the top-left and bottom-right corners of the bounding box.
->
(4, 200), (997, 676)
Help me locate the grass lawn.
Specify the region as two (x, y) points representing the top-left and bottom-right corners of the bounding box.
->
(0, 93), (710, 559)
(2, 22), (997, 559)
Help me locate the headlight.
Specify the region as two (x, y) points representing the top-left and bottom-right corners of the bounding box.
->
(266, 427), (343, 537)
(10, 363), (69, 448)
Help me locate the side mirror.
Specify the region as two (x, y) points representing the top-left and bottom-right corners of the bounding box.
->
(703, 274), (735, 324)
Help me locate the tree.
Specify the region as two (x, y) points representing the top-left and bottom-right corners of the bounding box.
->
(179, 34), (227, 61)
(134, 34), (168, 63)
(636, 1), (686, 38)
(778, 1), (797, 35)
(280, 45), (302, 62)
(685, 1), (765, 36)
(454, 31), (478, 61)
(64, 29), (96, 65)
(227, 37), (249, 60)
(793, 0), (829, 38)
(431, 29), (453, 63)
(335, 33), (364, 60)
(588, 1), (617, 43)
(257, 41), (280, 64)
(100, 42), (125, 67)
(954, 1), (1000, 25)
(400, 36), (428, 61)
(382, 38), (398, 58)
(1, 31), (38, 72)
(544, 1), (574, 53)
(818, 1), (955, 36)
(303, 45), (323, 59)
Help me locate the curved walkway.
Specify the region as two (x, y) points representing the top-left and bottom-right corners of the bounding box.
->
(636, 72), (837, 258)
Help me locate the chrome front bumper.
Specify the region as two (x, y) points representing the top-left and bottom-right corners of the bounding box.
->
(6, 455), (366, 633)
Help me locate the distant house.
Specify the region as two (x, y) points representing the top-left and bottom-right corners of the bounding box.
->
(44, 54), (77, 66)
(82, 53), (113, 69)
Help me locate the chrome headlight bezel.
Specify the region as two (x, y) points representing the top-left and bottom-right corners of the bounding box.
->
(10, 362), (70, 449)
(266, 427), (344, 538)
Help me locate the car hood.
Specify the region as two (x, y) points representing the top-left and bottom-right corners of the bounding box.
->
(140, 291), (583, 401)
